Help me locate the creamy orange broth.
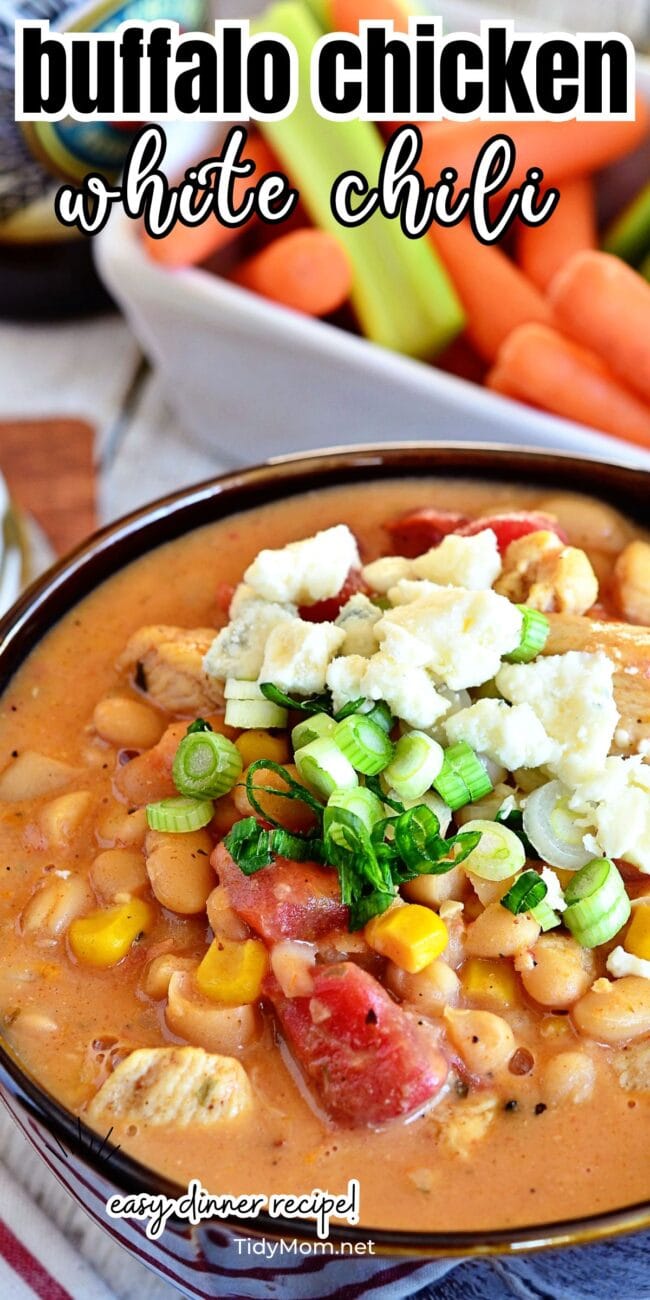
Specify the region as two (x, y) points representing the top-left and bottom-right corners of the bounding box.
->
(1, 478), (649, 1233)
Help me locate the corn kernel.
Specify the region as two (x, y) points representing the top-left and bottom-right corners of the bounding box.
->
(461, 958), (518, 1007)
(235, 731), (290, 768)
(68, 899), (152, 968)
(624, 905), (650, 962)
(196, 938), (269, 1005)
(365, 904), (448, 974)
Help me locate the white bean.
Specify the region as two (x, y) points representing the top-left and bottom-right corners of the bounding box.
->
(572, 977), (650, 1044)
(96, 804), (147, 849)
(443, 1007), (516, 1076)
(142, 954), (198, 1000)
(145, 829), (214, 915)
(21, 874), (92, 939)
(521, 935), (596, 1010)
(93, 696), (166, 750)
(90, 849), (149, 902)
(206, 886), (249, 941)
(541, 1051), (596, 1105)
(165, 971), (260, 1053)
(38, 791), (93, 852)
(465, 902), (540, 959)
(386, 958), (460, 1016)
(402, 866), (466, 909)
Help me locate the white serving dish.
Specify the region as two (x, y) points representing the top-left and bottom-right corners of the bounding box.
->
(95, 6), (650, 470)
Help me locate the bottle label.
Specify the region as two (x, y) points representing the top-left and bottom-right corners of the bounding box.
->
(0, 0), (204, 225)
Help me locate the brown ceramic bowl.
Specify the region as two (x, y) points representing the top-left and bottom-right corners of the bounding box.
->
(1, 444), (649, 1296)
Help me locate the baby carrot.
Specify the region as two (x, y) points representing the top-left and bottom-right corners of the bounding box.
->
(549, 250), (650, 406)
(487, 323), (650, 449)
(142, 134), (279, 268)
(429, 221), (552, 362)
(486, 364), (548, 413)
(486, 365), (520, 399)
(418, 99), (649, 190)
(516, 176), (597, 291)
(231, 228), (353, 316)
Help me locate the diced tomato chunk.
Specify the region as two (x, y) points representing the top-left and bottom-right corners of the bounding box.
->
(267, 962), (448, 1126)
(213, 843), (348, 941)
(298, 568), (367, 623)
(384, 509), (469, 558)
(457, 511), (568, 553)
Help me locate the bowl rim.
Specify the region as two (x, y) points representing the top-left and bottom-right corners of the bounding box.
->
(2, 439), (650, 1259)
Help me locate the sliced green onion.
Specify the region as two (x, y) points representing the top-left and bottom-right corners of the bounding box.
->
(530, 897), (562, 931)
(383, 731), (444, 801)
(501, 870), (547, 916)
(334, 697), (367, 721)
(260, 682), (330, 715)
(224, 679), (289, 725)
(292, 712), (337, 751)
(460, 819), (526, 881)
(495, 807), (536, 859)
(295, 737), (358, 800)
(396, 788), (452, 836)
(224, 815), (324, 874)
(433, 742), (493, 810)
(186, 718), (213, 734)
(325, 787), (385, 845)
(334, 714), (394, 776)
(172, 731), (242, 800)
(225, 699), (288, 729)
(348, 889), (395, 930)
(563, 857), (631, 949)
(522, 780), (594, 871)
(243, 759), (325, 828)
(503, 606), (550, 664)
(224, 679), (264, 700)
(364, 701), (394, 734)
(224, 816), (274, 873)
(146, 795), (214, 833)
(270, 827), (324, 862)
(392, 805), (481, 879)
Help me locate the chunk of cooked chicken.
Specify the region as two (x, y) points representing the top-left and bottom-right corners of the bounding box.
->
(495, 531), (598, 616)
(545, 614), (650, 754)
(117, 626), (221, 715)
(614, 541), (650, 627)
(86, 1046), (252, 1126)
(435, 1093), (499, 1159)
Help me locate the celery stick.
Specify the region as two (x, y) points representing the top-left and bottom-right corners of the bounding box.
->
(302, 0), (328, 29)
(253, 1), (464, 357)
(602, 182), (650, 267)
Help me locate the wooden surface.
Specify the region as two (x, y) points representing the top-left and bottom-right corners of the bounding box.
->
(0, 419), (96, 556)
